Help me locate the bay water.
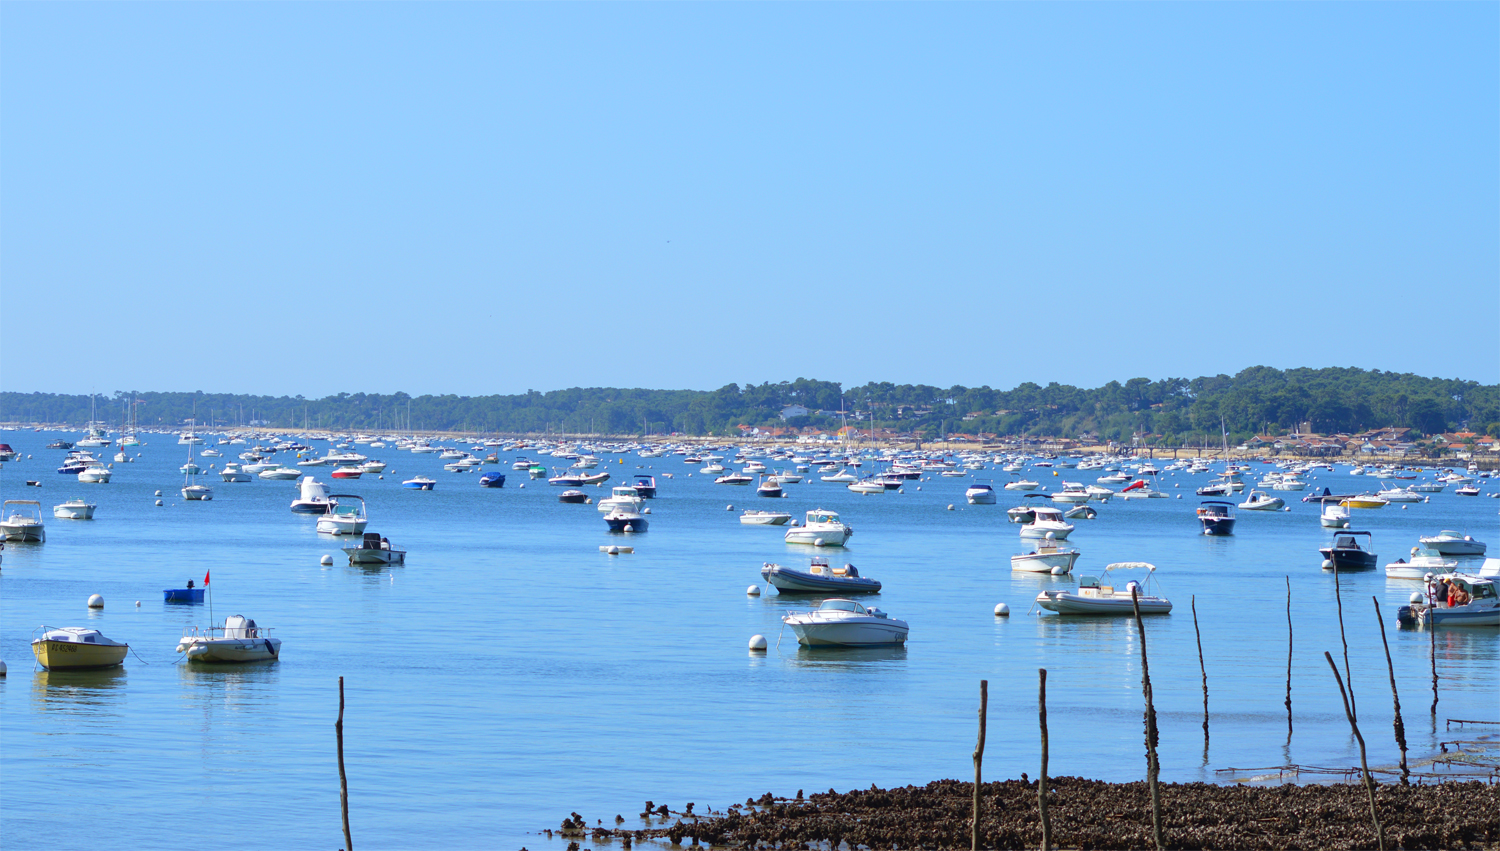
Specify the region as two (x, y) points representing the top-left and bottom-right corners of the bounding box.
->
(2, 431), (1495, 849)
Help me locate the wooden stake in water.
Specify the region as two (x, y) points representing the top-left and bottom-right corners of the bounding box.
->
(1192, 595), (1208, 742)
(1333, 564), (1356, 721)
(1038, 669), (1051, 851)
(972, 679), (987, 851)
(1372, 597), (1409, 784)
(338, 677), (353, 851)
(1285, 576), (1293, 734)
(1429, 605), (1439, 715)
(1324, 652), (1384, 851)
(1131, 587), (1164, 851)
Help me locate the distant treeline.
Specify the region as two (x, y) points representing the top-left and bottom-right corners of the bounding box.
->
(3, 367), (1495, 444)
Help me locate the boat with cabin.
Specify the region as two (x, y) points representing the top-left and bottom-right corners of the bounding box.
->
(966, 484), (997, 505)
(1197, 500), (1236, 536)
(1011, 536), (1080, 574)
(176, 615), (281, 663)
(1419, 531), (1487, 557)
(52, 498), (96, 520)
(316, 494), (369, 535)
(1397, 562), (1500, 627)
(782, 599), (908, 646)
(32, 626), (128, 669)
(2, 500), (47, 542)
(343, 532), (407, 565)
(1320, 531), (1377, 572)
(740, 510), (792, 526)
(784, 509), (853, 547)
(291, 477), (333, 512)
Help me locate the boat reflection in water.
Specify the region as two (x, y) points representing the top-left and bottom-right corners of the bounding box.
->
(782, 644), (908, 669)
(31, 667), (129, 717)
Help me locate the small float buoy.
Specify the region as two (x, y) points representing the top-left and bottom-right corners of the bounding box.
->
(1285, 506), (1291, 511)
(747, 585), (761, 596)
(726, 505), (734, 511)
(585, 497), (593, 504)
(1402, 505), (1408, 510)
(136, 601), (141, 607)
(748, 634), (768, 651)
(814, 538), (825, 547)
(643, 507), (651, 514)
(624, 524), (634, 533)
(607, 546), (620, 555)
(155, 499), (163, 506)
(1321, 558), (1335, 569)
(519, 483), (525, 488)
(154, 490), (163, 497)
(321, 555), (333, 566)
(994, 603), (1010, 616)
(1409, 592), (1424, 604)
(378, 475), (384, 480)
(87, 594), (104, 609)
(947, 504), (954, 510)
(0, 660), (6, 676)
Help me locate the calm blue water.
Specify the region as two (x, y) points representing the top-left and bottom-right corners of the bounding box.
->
(2, 431), (1496, 850)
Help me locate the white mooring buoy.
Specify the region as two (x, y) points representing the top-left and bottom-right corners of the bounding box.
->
(155, 499), (164, 507)
(87, 594), (104, 609)
(747, 585), (761, 596)
(154, 490), (163, 497)
(814, 538), (825, 547)
(321, 555), (334, 566)
(994, 603), (1010, 616)
(748, 634), (768, 651)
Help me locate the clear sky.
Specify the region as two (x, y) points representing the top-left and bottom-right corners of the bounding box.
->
(3, 2), (1496, 398)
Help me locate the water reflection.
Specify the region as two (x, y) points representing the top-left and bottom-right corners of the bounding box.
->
(31, 667), (128, 716)
(782, 644), (908, 669)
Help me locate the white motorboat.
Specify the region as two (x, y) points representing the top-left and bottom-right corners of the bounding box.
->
(715, 473), (754, 486)
(597, 486), (644, 514)
(1004, 479), (1040, 491)
(290, 477), (333, 513)
(1408, 481), (1446, 493)
(740, 510), (792, 526)
(1196, 479), (1234, 497)
(1019, 506), (1074, 539)
(700, 462), (727, 475)
(757, 478), (784, 498)
(1035, 563), (1172, 615)
(1384, 548), (1457, 580)
(1064, 504), (1097, 520)
(782, 598), (908, 646)
(603, 508), (647, 532)
(1419, 530), (1487, 557)
(1320, 497), (1352, 528)
(966, 484), (997, 505)
(820, 469), (858, 483)
(761, 557), (881, 594)
(220, 463), (252, 482)
(1270, 475), (1308, 491)
(343, 531), (407, 565)
(1455, 484), (1481, 496)
(52, 498), (97, 520)
(784, 509), (853, 547)
(1239, 490), (1284, 511)
(1119, 479), (1168, 500)
(77, 462), (112, 484)
(182, 484), (214, 501)
(1084, 485), (1114, 501)
(1398, 564), (1500, 627)
(176, 615), (281, 663)
(847, 479), (884, 495)
(1049, 483), (1091, 504)
(359, 460), (387, 474)
(316, 494), (369, 535)
(259, 465), (301, 480)
(1376, 485), (1423, 503)
(767, 470), (803, 484)
(1341, 493), (1390, 509)
(1096, 472), (1130, 485)
(1011, 536), (1080, 574)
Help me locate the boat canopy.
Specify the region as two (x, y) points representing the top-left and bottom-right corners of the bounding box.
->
(1104, 562), (1157, 572)
(818, 599), (867, 613)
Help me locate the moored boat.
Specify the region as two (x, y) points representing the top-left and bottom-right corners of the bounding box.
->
(32, 626), (128, 669)
(784, 509), (853, 547)
(1320, 530), (1377, 571)
(1418, 530), (1487, 557)
(176, 615), (281, 663)
(2, 500), (47, 542)
(1035, 563), (1172, 615)
(52, 498), (96, 520)
(740, 510), (792, 526)
(761, 557), (881, 594)
(1197, 500), (1236, 536)
(343, 531), (407, 565)
(782, 598), (908, 646)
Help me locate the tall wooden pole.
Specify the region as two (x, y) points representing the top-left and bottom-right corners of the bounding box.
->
(1192, 595), (1208, 742)
(973, 680), (987, 851)
(1131, 588), (1164, 851)
(1285, 576), (1294, 734)
(1038, 670), (1051, 851)
(1333, 564), (1357, 720)
(1372, 598), (1409, 783)
(338, 677), (353, 851)
(1324, 652), (1384, 851)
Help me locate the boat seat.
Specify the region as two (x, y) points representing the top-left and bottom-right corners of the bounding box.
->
(1099, 586), (1113, 594)
(832, 568), (848, 576)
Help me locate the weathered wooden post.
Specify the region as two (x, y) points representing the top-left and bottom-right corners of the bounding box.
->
(1372, 597), (1409, 783)
(1324, 652), (1384, 851)
(1285, 576), (1294, 734)
(1333, 564), (1357, 720)
(1192, 595), (1208, 742)
(1038, 669), (1050, 851)
(1131, 587), (1164, 851)
(338, 677), (353, 851)
(973, 679), (987, 851)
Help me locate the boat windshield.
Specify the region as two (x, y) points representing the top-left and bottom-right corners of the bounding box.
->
(1335, 537), (1362, 549)
(818, 600), (865, 614)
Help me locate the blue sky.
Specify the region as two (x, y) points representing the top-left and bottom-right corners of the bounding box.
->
(3, 2), (1496, 398)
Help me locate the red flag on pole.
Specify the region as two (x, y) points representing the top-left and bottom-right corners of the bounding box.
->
(204, 570), (210, 586)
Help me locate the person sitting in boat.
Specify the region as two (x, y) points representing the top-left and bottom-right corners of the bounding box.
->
(186, 579), (194, 589)
(380, 537), (390, 551)
(1449, 584), (1470, 608)
(844, 564), (859, 577)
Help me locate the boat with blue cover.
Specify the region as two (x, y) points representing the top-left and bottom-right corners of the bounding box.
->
(164, 581), (205, 603)
(479, 471), (507, 488)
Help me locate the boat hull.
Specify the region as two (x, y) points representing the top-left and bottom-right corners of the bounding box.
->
(785, 619), (907, 646)
(344, 547), (406, 565)
(1320, 549), (1378, 571)
(32, 640), (127, 670)
(784, 526), (850, 546)
(2, 523), (47, 542)
(179, 637), (282, 663)
(740, 512), (791, 525)
(1010, 550), (1079, 574)
(1199, 517), (1235, 536)
(1398, 604), (1500, 628)
(761, 565), (881, 593)
(1036, 592), (1172, 615)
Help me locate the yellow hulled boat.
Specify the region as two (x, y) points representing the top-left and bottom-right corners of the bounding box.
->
(1340, 493), (1389, 510)
(31, 626), (128, 670)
